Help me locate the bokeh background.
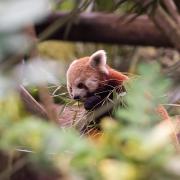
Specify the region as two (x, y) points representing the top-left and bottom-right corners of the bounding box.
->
(0, 0), (179, 179)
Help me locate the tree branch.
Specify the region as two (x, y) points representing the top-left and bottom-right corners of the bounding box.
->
(19, 86), (48, 119)
(151, 5), (180, 52)
(35, 12), (172, 47)
(134, 0), (180, 52)
(163, 0), (180, 25)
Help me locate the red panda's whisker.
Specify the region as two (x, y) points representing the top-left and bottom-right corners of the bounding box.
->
(52, 85), (62, 96)
(52, 92), (69, 98)
(100, 82), (116, 89)
(48, 85), (60, 88)
(95, 89), (113, 95)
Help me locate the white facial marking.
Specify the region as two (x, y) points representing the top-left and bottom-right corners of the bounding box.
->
(72, 88), (87, 98)
(70, 78), (88, 100)
(85, 78), (98, 92)
(74, 78), (81, 84)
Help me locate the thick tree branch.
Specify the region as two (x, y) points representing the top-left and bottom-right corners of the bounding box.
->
(35, 12), (172, 47)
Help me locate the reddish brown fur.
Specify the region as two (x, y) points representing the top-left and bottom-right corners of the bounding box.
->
(67, 51), (129, 100)
(107, 66), (129, 86)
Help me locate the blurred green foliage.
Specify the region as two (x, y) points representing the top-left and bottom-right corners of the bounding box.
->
(57, 0), (76, 11)
(117, 63), (171, 125)
(0, 62), (179, 180)
(0, 0), (179, 179)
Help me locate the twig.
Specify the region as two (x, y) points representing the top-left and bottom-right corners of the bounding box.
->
(38, 86), (59, 124)
(152, 5), (180, 51)
(19, 85), (48, 119)
(134, 0), (180, 52)
(163, 0), (180, 25)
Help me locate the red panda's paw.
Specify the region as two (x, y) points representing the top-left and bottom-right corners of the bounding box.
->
(84, 95), (103, 110)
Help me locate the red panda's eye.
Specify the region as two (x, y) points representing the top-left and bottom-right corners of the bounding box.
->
(77, 83), (84, 89)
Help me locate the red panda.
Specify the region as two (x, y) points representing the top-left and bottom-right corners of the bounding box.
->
(66, 50), (129, 110)
(66, 51), (173, 140)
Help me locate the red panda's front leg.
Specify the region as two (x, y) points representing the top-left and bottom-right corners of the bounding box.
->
(84, 83), (126, 111)
(84, 95), (102, 110)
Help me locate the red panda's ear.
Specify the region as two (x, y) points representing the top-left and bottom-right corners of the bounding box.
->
(89, 50), (108, 74)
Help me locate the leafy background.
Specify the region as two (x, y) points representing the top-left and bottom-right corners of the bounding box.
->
(0, 0), (179, 179)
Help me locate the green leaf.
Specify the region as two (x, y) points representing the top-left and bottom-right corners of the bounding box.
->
(95, 0), (115, 11)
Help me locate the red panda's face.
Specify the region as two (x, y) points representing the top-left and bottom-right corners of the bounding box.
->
(66, 50), (108, 101)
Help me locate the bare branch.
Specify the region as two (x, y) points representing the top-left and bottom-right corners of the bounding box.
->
(19, 86), (48, 119)
(163, 0), (180, 25)
(134, 0), (180, 52)
(152, 5), (180, 52)
(35, 12), (172, 47)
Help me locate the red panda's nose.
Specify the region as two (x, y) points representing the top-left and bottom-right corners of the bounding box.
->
(73, 95), (81, 100)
